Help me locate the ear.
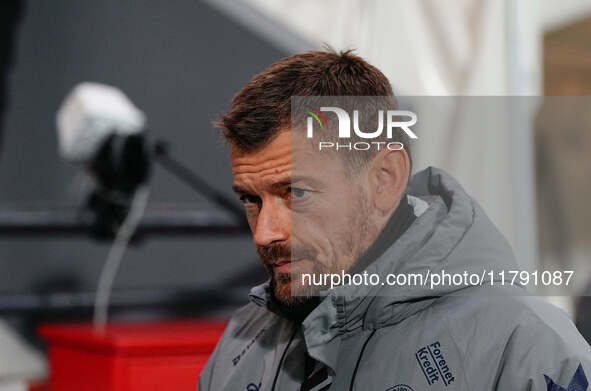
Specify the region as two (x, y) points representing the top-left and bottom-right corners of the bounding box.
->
(369, 148), (410, 214)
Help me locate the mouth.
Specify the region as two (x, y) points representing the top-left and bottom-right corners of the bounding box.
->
(273, 257), (303, 273)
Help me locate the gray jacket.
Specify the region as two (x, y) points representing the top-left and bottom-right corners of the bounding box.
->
(198, 167), (591, 391)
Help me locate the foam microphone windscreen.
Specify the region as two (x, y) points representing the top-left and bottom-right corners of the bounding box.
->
(56, 82), (146, 162)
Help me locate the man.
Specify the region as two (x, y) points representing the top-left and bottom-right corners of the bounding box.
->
(199, 51), (591, 390)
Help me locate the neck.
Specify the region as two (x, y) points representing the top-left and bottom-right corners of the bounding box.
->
(348, 194), (414, 275)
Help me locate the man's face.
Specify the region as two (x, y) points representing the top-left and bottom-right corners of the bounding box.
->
(230, 130), (378, 306)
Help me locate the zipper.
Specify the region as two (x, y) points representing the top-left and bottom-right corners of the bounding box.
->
(270, 326), (298, 391)
(349, 329), (377, 391)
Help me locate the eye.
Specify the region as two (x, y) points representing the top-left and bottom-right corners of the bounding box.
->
(289, 187), (310, 201)
(239, 194), (261, 206)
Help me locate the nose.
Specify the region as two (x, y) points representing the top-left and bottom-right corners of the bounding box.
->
(252, 197), (290, 247)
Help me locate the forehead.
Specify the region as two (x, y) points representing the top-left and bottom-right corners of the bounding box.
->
(230, 131), (291, 178)
(229, 130), (343, 188)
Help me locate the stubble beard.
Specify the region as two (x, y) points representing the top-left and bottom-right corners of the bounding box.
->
(257, 191), (377, 317)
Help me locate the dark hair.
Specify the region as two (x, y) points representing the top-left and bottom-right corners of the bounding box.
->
(215, 50), (411, 168)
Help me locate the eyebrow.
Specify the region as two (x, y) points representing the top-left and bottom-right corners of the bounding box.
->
(232, 185), (251, 195)
(232, 177), (291, 195)
(232, 175), (319, 195)
(270, 180), (291, 191)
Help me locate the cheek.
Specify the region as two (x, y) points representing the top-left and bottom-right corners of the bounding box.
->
(244, 208), (259, 229)
(289, 259), (315, 274)
(292, 214), (325, 245)
(325, 213), (365, 267)
(294, 205), (348, 246)
(291, 186), (366, 266)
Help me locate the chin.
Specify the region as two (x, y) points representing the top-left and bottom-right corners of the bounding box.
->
(272, 271), (319, 306)
(272, 278), (293, 304)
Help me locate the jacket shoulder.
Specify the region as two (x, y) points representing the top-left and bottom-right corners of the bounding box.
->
(435, 294), (591, 390)
(437, 293), (586, 347)
(198, 302), (286, 390)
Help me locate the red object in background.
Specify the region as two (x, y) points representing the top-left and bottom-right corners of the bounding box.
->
(39, 320), (227, 391)
(28, 381), (48, 391)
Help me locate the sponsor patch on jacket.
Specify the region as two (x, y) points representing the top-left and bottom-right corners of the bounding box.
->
(232, 328), (266, 366)
(415, 341), (455, 387)
(385, 385), (415, 391)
